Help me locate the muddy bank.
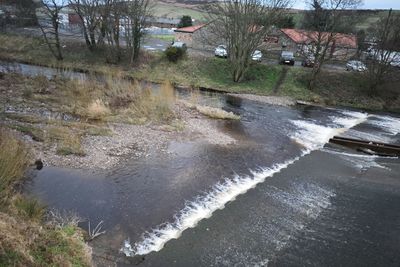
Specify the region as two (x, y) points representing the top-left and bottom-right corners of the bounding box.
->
(2, 104), (236, 170)
(227, 93), (296, 106)
(40, 112), (236, 170)
(0, 72), (237, 170)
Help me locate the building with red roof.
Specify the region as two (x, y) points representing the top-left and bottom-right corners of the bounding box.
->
(174, 24), (209, 49)
(265, 28), (358, 60)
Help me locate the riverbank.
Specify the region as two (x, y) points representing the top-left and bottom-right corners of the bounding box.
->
(1, 33), (399, 113)
(0, 72), (237, 170)
(0, 128), (92, 266)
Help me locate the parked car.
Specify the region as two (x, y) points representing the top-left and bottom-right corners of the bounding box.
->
(171, 41), (187, 51)
(390, 55), (400, 68)
(280, 51), (295, 65)
(215, 45), (228, 58)
(251, 50), (262, 62)
(301, 55), (316, 67)
(346, 60), (367, 71)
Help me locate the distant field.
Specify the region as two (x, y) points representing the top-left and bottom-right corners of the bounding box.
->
(290, 9), (396, 31)
(153, 0), (207, 21)
(151, 1), (396, 29)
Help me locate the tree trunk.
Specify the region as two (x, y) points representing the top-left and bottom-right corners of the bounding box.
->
(309, 64), (321, 90)
(54, 24), (63, 60)
(89, 29), (96, 50)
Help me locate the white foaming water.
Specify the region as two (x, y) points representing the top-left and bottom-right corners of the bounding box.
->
(331, 110), (369, 129)
(322, 149), (397, 170)
(121, 110), (369, 257)
(269, 183), (336, 220)
(291, 110), (368, 151)
(121, 158), (299, 256)
(368, 115), (400, 136)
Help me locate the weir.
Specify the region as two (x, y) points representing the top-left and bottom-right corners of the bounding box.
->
(122, 110), (369, 257)
(329, 136), (400, 157)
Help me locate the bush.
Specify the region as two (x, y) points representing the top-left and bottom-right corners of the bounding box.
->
(0, 128), (30, 203)
(13, 195), (45, 221)
(86, 99), (111, 121)
(165, 46), (186, 62)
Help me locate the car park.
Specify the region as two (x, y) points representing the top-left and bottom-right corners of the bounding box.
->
(280, 51), (295, 65)
(346, 60), (367, 71)
(215, 45), (228, 58)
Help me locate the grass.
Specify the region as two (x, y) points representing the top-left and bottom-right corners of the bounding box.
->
(1, 33), (399, 112)
(0, 128), (30, 202)
(0, 128), (91, 267)
(13, 195), (45, 222)
(86, 99), (112, 121)
(278, 67), (399, 111)
(150, 34), (175, 42)
(134, 56), (282, 94)
(47, 126), (86, 156)
(1, 72), (178, 158)
(152, 0), (207, 20)
(8, 124), (45, 142)
(0, 33), (125, 75)
(0, 211), (91, 267)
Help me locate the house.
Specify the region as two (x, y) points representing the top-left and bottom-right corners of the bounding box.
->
(174, 24), (208, 49)
(265, 28), (357, 60)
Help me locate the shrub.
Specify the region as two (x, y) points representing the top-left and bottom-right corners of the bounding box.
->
(165, 46), (186, 62)
(0, 128), (30, 202)
(13, 195), (45, 221)
(47, 127), (86, 156)
(86, 99), (111, 121)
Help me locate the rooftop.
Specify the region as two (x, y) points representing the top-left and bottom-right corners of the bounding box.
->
(281, 28), (357, 48)
(174, 24), (206, 33)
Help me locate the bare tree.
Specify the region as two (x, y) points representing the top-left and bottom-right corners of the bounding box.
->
(105, 0), (126, 61)
(365, 9), (400, 93)
(206, 0), (291, 82)
(69, 0), (103, 51)
(37, 0), (67, 61)
(302, 0), (363, 90)
(123, 0), (153, 64)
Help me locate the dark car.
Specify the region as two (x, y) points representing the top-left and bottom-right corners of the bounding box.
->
(280, 51), (295, 65)
(301, 55), (316, 68)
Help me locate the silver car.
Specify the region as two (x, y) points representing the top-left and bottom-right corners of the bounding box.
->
(251, 50), (262, 62)
(346, 60), (367, 72)
(215, 45), (228, 58)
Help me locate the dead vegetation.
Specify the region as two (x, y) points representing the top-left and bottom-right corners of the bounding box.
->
(0, 128), (30, 203)
(0, 127), (91, 267)
(180, 90), (240, 120)
(0, 73), (180, 160)
(195, 105), (241, 120)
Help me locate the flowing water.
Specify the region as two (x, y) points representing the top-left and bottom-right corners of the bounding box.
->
(3, 61), (400, 266)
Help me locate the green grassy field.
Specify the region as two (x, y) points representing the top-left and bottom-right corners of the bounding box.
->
(153, 1), (207, 21)
(134, 56), (282, 94)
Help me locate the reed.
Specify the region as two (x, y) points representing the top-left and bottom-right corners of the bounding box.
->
(0, 128), (30, 203)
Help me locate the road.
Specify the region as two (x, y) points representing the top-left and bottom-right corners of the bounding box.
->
(10, 26), (348, 72)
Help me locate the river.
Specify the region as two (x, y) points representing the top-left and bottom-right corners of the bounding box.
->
(2, 61), (400, 266)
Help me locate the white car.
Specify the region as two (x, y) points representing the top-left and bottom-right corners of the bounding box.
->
(171, 41), (187, 50)
(252, 50), (262, 61)
(215, 45), (228, 58)
(346, 60), (367, 72)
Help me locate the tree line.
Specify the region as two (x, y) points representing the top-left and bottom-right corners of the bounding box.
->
(37, 0), (153, 63)
(4, 0), (400, 92)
